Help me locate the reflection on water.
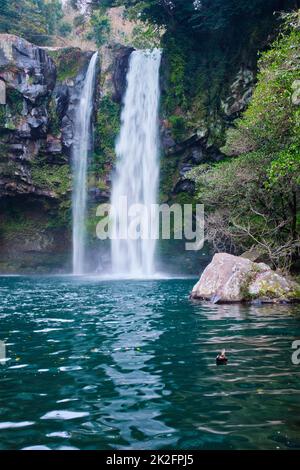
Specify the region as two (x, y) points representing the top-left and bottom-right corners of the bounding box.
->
(0, 276), (300, 450)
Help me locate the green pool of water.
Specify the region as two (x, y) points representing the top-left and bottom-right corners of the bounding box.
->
(0, 276), (300, 450)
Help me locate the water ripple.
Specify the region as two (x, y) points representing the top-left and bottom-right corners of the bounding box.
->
(0, 276), (300, 450)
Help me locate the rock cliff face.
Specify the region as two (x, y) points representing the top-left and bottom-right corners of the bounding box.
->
(88, 43), (133, 206)
(0, 35), (57, 198)
(0, 31), (270, 274)
(0, 34), (97, 273)
(0, 34), (134, 273)
(158, 34), (258, 204)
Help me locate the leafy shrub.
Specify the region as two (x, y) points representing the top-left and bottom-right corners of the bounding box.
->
(189, 11), (300, 270)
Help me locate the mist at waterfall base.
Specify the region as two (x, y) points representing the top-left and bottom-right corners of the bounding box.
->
(71, 49), (208, 278)
(110, 49), (161, 278)
(94, 49), (209, 279)
(2, 56), (300, 454)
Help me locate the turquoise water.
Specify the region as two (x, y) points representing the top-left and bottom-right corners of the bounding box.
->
(0, 276), (300, 450)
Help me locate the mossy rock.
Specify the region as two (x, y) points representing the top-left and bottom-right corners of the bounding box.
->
(0, 141), (9, 161)
(6, 88), (24, 115)
(48, 97), (60, 136)
(0, 104), (6, 127)
(93, 95), (121, 171)
(30, 162), (71, 196)
(0, 88), (24, 131)
(48, 48), (91, 83)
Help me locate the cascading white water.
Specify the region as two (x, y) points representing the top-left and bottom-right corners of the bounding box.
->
(72, 52), (98, 275)
(111, 49), (162, 277)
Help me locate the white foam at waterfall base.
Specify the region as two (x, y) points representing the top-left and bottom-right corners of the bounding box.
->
(111, 49), (162, 278)
(72, 52), (98, 275)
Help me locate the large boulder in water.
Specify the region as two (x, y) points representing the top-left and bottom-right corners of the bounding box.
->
(191, 253), (300, 304)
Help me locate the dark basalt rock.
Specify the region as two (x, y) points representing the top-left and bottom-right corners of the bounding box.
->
(0, 34), (96, 198)
(0, 34), (56, 102)
(190, 148), (204, 164)
(89, 187), (111, 203)
(0, 35), (58, 197)
(165, 134), (201, 157)
(222, 66), (254, 119)
(55, 84), (70, 119)
(45, 136), (63, 155)
(53, 51), (96, 153)
(0, 36), (101, 273)
(27, 106), (48, 138)
(173, 179), (195, 195)
(160, 124), (176, 150)
(179, 164), (193, 177)
(112, 45), (135, 103)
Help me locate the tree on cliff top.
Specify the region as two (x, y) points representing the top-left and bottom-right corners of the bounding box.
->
(0, 0), (47, 43)
(86, 7), (111, 47)
(0, 0), (68, 45)
(93, 0), (300, 29)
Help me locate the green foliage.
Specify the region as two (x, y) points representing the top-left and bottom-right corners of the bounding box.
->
(48, 98), (60, 136)
(6, 89), (24, 116)
(43, 0), (64, 36)
(188, 150), (297, 265)
(0, 0), (47, 44)
(190, 0), (286, 32)
(268, 144), (300, 186)
(224, 10), (300, 192)
(0, 211), (39, 244)
(59, 21), (72, 37)
(112, 0), (294, 35)
(163, 40), (186, 113)
(0, 88), (24, 132)
(29, 159), (72, 228)
(159, 154), (180, 202)
(87, 9), (111, 47)
(31, 162), (71, 197)
(74, 14), (86, 28)
(225, 13), (300, 154)
(93, 95), (120, 172)
(48, 48), (88, 82)
(0, 0), (67, 45)
(130, 23), (162, 49)
(168, 115), (186, 141)
(0, 105), (6, 128)
(119, 0), (297, 150)
(190, 11), (300, 270)
(47, 197), (72, 229)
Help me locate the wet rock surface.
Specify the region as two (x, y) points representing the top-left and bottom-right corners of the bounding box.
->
(0, 35), (94, 198)
(0, 35), (97, 272)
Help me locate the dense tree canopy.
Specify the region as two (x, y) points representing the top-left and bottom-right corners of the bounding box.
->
(0, 0), (68, 44)
(95, 0), (300, 30)
(0, 0), (46, 42)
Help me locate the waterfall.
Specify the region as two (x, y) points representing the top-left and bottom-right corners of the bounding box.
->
(111, 49), (162, 277)
(72, 52), (98, 275)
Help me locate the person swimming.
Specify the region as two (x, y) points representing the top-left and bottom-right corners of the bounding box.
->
(216, 349), (228, 365)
